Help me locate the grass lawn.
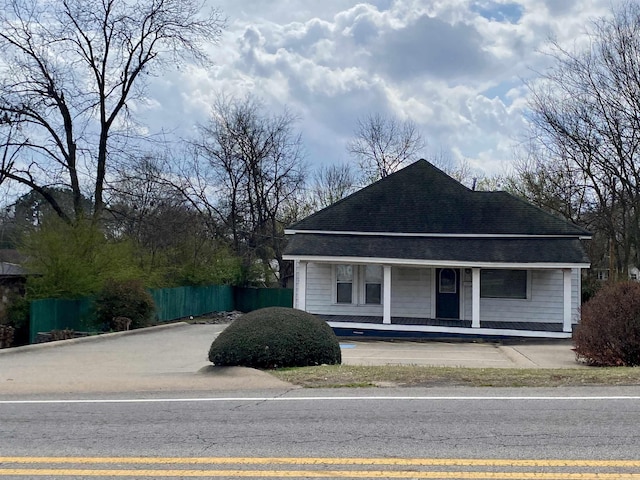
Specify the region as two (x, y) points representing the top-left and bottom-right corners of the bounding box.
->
(271, 364), (640, 388)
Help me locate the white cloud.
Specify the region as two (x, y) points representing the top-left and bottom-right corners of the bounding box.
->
(139, 0), (628, 177)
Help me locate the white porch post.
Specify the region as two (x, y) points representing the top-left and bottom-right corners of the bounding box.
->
(297, 261), (307, 311)
(472, 268), (480, 328)
(383, 265), (392, 324)
(563, 268), (572, 333)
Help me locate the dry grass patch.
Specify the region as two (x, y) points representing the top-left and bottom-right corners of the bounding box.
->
(271, 365), (640, 388)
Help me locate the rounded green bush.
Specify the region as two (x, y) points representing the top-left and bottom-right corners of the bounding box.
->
(208, 307), (341, 368)
(574, 281), (640, 366)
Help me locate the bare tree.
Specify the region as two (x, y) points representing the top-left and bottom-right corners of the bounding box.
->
(427, 149), (473, 186)
(100, 154), (242, 286)
(525, 1), (640, 279)
(0, 0), (225, 223)
(347, 113), (426, 182)
(310, 163), (357, 209)
(509, 146), (591, 225)
(179, 95), (306, 285)
(106, 156), (189, 246)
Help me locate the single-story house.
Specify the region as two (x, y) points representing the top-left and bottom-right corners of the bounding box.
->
(283, 159), (591, 339)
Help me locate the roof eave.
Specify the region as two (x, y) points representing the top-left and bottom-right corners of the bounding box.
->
(283, 254), (590, 269)
(285, 229), (591, 239)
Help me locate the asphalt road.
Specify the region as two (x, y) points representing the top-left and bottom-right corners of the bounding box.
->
(2, 387), (640, 478)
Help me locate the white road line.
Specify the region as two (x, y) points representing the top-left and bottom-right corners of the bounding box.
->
(0, 396), (639, 405)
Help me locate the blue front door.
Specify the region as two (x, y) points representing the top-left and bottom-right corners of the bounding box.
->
(436, 268), (460, 319)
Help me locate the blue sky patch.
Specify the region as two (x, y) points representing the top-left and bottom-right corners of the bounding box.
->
(481, 79), (520, 104)
(471, 1), (524, 23)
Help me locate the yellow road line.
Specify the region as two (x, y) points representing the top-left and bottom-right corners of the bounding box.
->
(0, 470), (639, 478)
(1, 457), (639, 468)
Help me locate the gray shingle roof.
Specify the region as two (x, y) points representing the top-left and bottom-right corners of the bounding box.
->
(289, 159), (591, 236)
(285, 234), (590, 265)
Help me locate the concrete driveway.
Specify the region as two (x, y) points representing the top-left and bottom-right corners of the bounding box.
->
(0, 322), (583, 395)
(0, 323), (290, 395)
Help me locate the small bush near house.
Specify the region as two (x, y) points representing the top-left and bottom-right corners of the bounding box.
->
(94, 279), (156, 331)
(574, 281), (640, 366)
(208, 307), (341, 369)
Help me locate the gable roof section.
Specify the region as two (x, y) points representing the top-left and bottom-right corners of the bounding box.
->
(289, 160), (590, 236)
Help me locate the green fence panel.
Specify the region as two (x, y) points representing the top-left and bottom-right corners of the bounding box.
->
(150, 285), (235, 322)
(28, 284), (251, 343)
(29, 298), (94, 344)
(234, 287), (293, 312)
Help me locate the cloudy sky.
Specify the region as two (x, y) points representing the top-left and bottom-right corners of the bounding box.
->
(142, 0), (623, 178)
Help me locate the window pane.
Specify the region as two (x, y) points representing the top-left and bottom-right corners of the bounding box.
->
(365, 283), (381, 304)
(337, 283), (352, 303)
(365, 265), (383, 283)
(481, 269), (527, 299)
(336, 265), (353, 282)
(439, 268), (457, 294)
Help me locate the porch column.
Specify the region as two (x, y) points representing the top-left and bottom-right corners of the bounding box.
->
(472, 268), (480, 328)
(563, 268), (572, 333)
(383, 265), (392, 324)
(297, 261), (307, 311)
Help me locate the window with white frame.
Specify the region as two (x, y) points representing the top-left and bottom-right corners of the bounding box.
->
(336, 265), (354, 303)
(480, 269), (528, 299)
(364, 265), (382, 304)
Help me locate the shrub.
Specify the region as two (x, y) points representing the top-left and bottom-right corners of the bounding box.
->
(208, 307), (341, 369)
(94, 279), (156, 331)
(4, 296), (30, 346)
(21, 218), (144, 299)
(574, 281), (640, 366)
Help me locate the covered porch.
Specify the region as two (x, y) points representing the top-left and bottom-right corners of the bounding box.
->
(293, 260), (580, 340)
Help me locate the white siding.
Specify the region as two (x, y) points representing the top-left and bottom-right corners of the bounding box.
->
(477, 269), (580, 324)
(390, 267), (432, 317)
(305, 263), (382, 316)
(305, 264), (432, 317)
(462, 276), (472, 321)
(293, 260), (300, 309)
(572, 267), (580, 325)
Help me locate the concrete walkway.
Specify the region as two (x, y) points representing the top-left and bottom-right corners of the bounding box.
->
(340, 339), (581, 368)
(0, 323), (583, 396)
